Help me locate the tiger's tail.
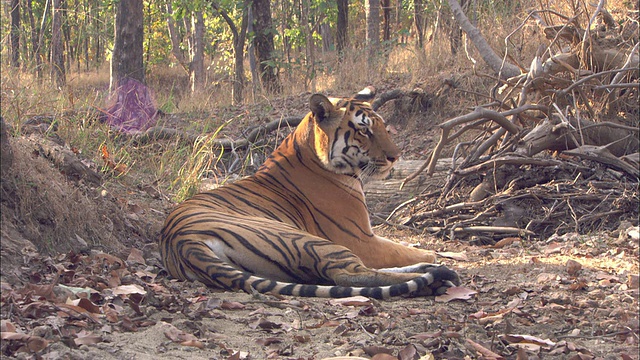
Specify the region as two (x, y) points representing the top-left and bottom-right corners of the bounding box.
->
(238, 269), (456, 299)
(167, 251), (457, 300)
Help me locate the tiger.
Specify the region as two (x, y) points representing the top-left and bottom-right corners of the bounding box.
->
(158, 87), (460, 299)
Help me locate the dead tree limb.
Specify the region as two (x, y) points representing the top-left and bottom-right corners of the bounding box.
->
(447, 0), (521, 79)
(130, 116), (303, 150)
(564, 145), (639, 178)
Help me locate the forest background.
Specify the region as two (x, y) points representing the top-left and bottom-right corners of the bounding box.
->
(0, 0), (638, 359)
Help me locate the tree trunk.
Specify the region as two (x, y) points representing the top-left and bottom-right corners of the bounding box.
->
(321, 23), (333, 52)
(61, 0), (71, 71)
(364, 159), (451, 214)
(110, 0), (145, 92)
(212, 1), (249, 104)
(232, 6), (249, 105)
(51, 0), (66, 87)
(365, 0), (380, 61)
(301, 0), (316, 92)
(248, 7), (259, 99)
(37, 0), (50, 79)
(165, 1), (188, 68)
(252, 0), (281, 94)
(26, 0), (40, 72)
(92, 1), (103, 69)
(447, 0), (520, 79)
(414, 0), (425, 48)
(190, 11), (205, 93)
(10, 0), (20, 68)
(381, 0), (391, 42)
(336, 0), (348, 57)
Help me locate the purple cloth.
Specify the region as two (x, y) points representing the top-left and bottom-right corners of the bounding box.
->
(105, 78), (157, 132)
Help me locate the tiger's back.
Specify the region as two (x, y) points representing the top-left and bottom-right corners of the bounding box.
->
(159, 88), (459, 299)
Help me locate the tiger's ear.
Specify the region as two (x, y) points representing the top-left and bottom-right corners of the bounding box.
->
(309, 93), (336, 124)
(352, 86), (376, 102)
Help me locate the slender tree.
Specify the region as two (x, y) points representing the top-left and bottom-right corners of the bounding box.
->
(211, 1), (249, 104)
(166, 1), (206, 93)
(414, 0), (425, 48)
(252, 0), (281, 94)
(381, 0), (391, 42)
(190, 10), (205, 92)
(10, 0), (20, 68)
(26, 0), (40, 72)
(51, 0), (66, 87)
(336, 0), (348, 57)
(365, 0), (380, 61)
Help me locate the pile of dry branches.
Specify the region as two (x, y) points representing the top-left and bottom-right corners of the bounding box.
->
(392, 1), (638, 243)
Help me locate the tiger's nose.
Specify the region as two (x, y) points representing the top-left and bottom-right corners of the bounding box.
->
(386, 155), (398, 163)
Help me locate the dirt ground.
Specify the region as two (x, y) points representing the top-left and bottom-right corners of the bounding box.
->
(1, 90), (638, 360)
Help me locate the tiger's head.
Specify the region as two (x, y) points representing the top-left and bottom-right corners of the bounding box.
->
(307, 87), (401, 181)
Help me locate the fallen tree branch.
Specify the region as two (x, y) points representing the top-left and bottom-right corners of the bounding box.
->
(564, 144), (639, 178)
(130, 116), (303, 150)
(448, 0), (521, 79)
(453, 155), (563, 176)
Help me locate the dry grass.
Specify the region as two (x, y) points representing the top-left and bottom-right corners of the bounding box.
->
(0, 136), (131, 255)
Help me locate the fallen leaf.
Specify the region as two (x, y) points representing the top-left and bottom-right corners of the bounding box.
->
(1, 320), (16, 332)
(19, 283), (57, 301)
(180, 339), (205, 349)
(67, 298), (101, 314)
(435, 286), (477, 302)
(568, 279), (588, 291)
(227, 351), (249, 359)
(73, 332), (102, 346)
(134, 269), (157, 282)
(493, 237), (518, 248)
(565, 259), (582, 276)
(536, 273), (557, 284)
(161, 322), (198, 343)
(220, 300), (246, 310)
(294, 334), (310, 343)
(112, 284), (146, 296)
(55, 303), (101, 323)
(501, 334), (556, 348)
(126, 248), (145, 265)
(398, 344), (417, 360)
(329, 296), (372, 306)
(1, 332), (50, 353)
(544, 242), (563, 255)
(92, 253), (125, 268)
